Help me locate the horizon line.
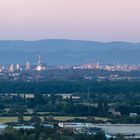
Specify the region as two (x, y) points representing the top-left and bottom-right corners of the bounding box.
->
(0, 38), (139, 43)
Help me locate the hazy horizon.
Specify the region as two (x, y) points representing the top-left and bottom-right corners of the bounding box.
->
(0, 38), (139, 44)
(0, 0), (140, 42)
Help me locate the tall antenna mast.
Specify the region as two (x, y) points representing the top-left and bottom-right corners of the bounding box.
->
(38, 54), (41, 64)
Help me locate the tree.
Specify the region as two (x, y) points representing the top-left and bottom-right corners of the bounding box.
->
(30, 115), (41, 125)
(18, 112), (24, 123)
(50, 93), (56, 104)
(94, 131), (107, 140)
(103, 99), (109, 113)
(115, 134), (126, 140)
(48, 115), (54, 122)
(34, 93), (46, 105)
(97, 98), (104, 113)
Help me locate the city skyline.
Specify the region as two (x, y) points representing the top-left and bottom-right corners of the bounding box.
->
(0, 0), (140, 42)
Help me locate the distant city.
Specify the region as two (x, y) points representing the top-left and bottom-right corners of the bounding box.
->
(0, 54), (139, 82)
(1, 54), (140, 73)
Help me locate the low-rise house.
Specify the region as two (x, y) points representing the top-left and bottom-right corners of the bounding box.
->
(130, 113), (138, 117)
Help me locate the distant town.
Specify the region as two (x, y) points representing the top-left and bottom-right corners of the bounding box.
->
(3, 55), (140, 72)
(0, 55), (140, 82)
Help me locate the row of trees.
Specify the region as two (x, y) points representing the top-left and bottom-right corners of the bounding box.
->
(0, 80), (140, 94)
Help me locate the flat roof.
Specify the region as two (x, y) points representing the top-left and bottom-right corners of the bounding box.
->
(95, 124), (140, 135)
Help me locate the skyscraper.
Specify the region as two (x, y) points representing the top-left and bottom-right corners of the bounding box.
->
(26, 61), (30, 70)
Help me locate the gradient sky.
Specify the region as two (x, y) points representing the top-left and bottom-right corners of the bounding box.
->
(0, 0), (140, 42)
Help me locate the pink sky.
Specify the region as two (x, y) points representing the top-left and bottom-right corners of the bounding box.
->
(0, 0), (140, 41)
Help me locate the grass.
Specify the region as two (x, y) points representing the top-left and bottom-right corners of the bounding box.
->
(0, 116), (109, 123)
(93, 117), (110, 121)
(0, 116), (86, 123)
(53, 116), (87, 121)
(0, 116), (31, 123)
(0, 117), (17, 123)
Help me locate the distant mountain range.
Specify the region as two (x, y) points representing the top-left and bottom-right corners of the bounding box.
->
(0, 39), (140, 65)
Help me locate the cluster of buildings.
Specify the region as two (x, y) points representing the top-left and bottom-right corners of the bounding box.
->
(73, 62), (140, 72)
(0, 122), (140, 139)
(0, 55), (140, 73)
(58, 122), (140, 139)
(0, 55), (47, 73)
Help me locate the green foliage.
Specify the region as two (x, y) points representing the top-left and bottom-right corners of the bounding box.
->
(0, 80), (140, 123)
(30, 115), (41, 125)
(0, 126), (107, 140)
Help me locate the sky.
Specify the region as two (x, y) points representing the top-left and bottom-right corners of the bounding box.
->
(0, 0), (140, 42)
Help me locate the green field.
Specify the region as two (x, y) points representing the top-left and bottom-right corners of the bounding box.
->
(0, 116), (30, 123)
(0, 116), (109, 123)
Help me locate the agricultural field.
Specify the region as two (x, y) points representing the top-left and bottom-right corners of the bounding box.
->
(0, 116), (109, 123)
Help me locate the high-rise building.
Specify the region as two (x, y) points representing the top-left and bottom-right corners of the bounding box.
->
(26, 61), (30, 70)
(96, 62), (100, 69)
(0, 65), (3, 72)
(15, 64), (20, 70)
(9, 64), (14, 72)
